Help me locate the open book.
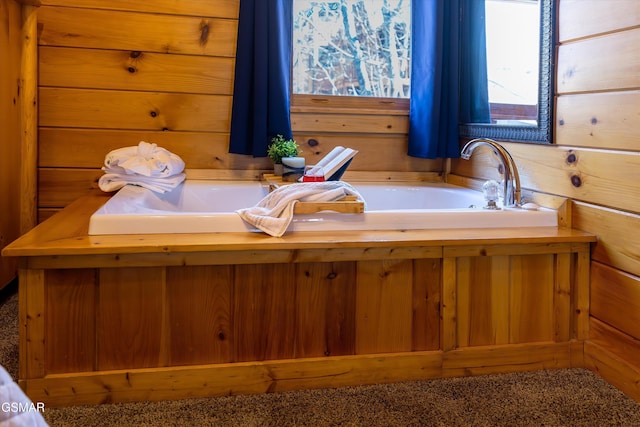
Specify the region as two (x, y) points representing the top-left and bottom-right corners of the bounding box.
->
(305, 146), (358, 181)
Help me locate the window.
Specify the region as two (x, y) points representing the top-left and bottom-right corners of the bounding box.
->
(292, 1), (411, 100)
(485, 0), (539, 124)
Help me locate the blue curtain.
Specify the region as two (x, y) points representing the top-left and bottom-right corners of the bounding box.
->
(408, 0), (489, 159)
(229, 0), (293, 157)
(459, 0), (491, 124)
(408, 0), (460, 159)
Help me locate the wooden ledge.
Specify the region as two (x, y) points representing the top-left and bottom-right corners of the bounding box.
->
(2, 190), (596, 260)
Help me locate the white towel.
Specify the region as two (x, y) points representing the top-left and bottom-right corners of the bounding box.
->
(103, 141), (185, 178)
(98, 172), (186, 194)
(236, 181), (365, 237)
(99, 141), (186, 193)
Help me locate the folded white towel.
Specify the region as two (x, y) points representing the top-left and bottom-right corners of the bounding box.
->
(98, 172), (186, 194)
(103, 141), (185, 178)
(99, 141), (186, 193)
(236, 181), (365, 237)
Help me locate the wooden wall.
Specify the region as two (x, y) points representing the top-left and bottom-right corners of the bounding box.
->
(0, 0), (22, 288)
(451, 0), (640, 399)
(36, 0), (439, 220)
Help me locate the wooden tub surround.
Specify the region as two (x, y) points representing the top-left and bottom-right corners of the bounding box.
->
(3, 189), (596, 407)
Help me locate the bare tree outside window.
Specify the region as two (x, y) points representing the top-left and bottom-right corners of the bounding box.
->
(293, 0), (411, 99)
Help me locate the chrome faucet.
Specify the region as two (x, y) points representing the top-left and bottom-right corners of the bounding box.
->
(460, 138), (522, 207)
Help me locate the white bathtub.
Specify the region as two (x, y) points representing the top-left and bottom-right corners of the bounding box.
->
(88, 180), (557, 235)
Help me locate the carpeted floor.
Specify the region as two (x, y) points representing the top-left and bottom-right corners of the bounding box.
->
(2, 282), (640, 426)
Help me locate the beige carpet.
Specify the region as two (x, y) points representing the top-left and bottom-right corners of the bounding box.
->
(2, 282), (640, 427)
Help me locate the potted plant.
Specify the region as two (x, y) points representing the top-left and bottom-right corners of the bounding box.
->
(267, 134), (301, 175)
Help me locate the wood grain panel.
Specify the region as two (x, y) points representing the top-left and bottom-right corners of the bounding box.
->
(412, 259), (441, 351)
(0, 0), (22, 288)
(509, 255), (554, 343)
(355, 259), (413, 354)
(97, 267), (166, 370)
(38, 168), (101, 208)
(292, 112), (409, 134)
(19, 4), (39, 235)
(572, 201), (640, 278)
(40, 0), (240, 19)
(24, 352), (443, 406)
(166, 266), (233, 365)
(443, 342), (572, 377)
(590, 318), (640, 368)
(40, 47), (235, 95)
(591, 261), (640, 340)
(584, 341), (640, 403)
(556, 91), (640, 150)
(19, 268), (45, 379)
(554, 253), (572, 342)
(39, 88), (231, 132)
(294, 262), (357, 358)
(45, 269), (96, 373)
(234, 264), (297, 362)
(559, 0), (640, 42)
(39, 128), (270, 170)
(294, 134), (441, 173)
(557, 29), (640, 94)
(457, 256), (510, 347)
(38, 6), (238, 57)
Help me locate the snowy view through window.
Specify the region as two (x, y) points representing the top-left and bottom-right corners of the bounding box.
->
(293, 0), (411, 98)
(292, 0), (539, 118)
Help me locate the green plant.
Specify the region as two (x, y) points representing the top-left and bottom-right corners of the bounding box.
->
(267, 135), (300, 164)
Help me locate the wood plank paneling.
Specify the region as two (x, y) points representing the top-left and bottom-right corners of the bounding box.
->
(584, 341), (640, 403)
(0, 0), (22, 287)
(45, 269), (96, 373)
(295, 262), (357, 358)
(234, 264), (297, 362)
(559, 0), (640, 42)
(412, 259), (441, 351)
(572, 201), (640, 278)
(509, 255), (554, 343)
(39, 168), (101, 208)
(19, 269), (46, 379)
(292, 112), (408, 134)
(38, 6), (238, 57)
(19, 4), (38, 233)
(355, 259), (413, 354)
(557, 29), (640, 94)
(39, 128), (258, 169)
(40, 0), (240, 19)
(457, 257), (496, 347)
(591, 262), (640, 340)
(554, 253), (572, 342)
(166, 266), (233, 366)
(443, 343), (572, 377)
(295, 134), (441, 173)
(39, 88), (231, 132)
(97, 267), (166, 370)
(555, 91), (640, 150)
(40, 47), (235, 95)
(590, 318), (640, 368)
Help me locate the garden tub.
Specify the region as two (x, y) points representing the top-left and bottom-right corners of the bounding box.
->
(88, 180), (557, 235)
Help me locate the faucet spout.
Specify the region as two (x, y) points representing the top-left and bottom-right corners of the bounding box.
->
(460, 138), (522, 207)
